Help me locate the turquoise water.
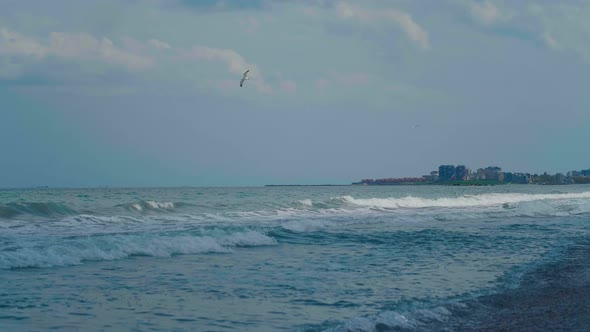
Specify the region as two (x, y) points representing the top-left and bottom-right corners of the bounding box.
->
(1, 185), (590, 331)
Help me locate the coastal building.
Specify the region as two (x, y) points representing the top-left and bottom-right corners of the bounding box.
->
(483, 166), (502, 181)
(511, 173), (530, 184)
(438, 165), (455, 181)
(353, 165), (588, 186)
(476, 168), (486, 180)
(431, 171), (439, 182)
(423, 171), (439, 182)
(455, 165), (468, 181)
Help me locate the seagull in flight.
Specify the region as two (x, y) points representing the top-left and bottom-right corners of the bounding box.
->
(240, 70), (250, 87)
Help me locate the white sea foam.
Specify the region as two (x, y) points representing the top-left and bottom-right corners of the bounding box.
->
(217, 193), (590, 224)
(339, 192), (590, 210)
(294, 199), (313, 207)
(126, 201), (175, 211)
(328, 306), (452, 332)
(0, 231), (277, 269)
(146, 201), (174, 209)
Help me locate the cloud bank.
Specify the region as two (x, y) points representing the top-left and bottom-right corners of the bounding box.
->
(335, 2), (430, 49)
(0, 28), (153, 71)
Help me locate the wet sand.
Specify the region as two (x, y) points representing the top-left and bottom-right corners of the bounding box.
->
(449, 242), (590, 331)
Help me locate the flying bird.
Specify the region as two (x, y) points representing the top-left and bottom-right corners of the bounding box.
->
(240, 70), (250, 87)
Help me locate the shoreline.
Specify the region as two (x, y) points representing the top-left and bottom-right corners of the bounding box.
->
(440, 242), (590, 331)
(264, 184), (351, 187)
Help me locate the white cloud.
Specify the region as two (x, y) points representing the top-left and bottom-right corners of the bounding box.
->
(542, 32), (560, 50)
(0, 28), (45, 57)
(49, 33), (153, 70)
(148, 38), (171, 50)
(0, 27), (153, 70)
(469, 1), (501, 25)
(335, 2), (429, 49)
(528, 3), (590, 61)
(186, 46), (272, 93)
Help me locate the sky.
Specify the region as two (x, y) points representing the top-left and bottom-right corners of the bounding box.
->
(1, 0), (590, 187)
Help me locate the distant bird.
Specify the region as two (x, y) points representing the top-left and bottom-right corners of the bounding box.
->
(411, 124), (421, 129)
(240, 70), (250, 87)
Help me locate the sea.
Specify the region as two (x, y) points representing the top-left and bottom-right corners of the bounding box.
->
(2, 185), (590, 331)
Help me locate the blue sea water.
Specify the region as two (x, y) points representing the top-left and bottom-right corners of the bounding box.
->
(1, 185), (590, 331)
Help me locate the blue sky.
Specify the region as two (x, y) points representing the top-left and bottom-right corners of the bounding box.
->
(1, 0), (590, 187)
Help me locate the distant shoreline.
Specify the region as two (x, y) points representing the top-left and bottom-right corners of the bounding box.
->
(264, 184), (351, 187)
(266, 181), (590, 187)
(2, 182), (590, 190)
(265, 181), (501, 187)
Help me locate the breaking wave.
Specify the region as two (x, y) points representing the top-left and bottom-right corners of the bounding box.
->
(122, 200), (176, 212)
(0, 200), (183, 220)
(0, 202), (77, 219)
(0, 231), (276, 269)
(2, 192), (590, 226)
(337, 191), (590, 210)
(268, 192), (590, 224)
(322, 306), (454, 332)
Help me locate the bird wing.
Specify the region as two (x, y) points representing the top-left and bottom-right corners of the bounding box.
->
(240, 70), (250, 87)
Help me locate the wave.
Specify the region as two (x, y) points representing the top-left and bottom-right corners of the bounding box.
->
(290, 199), (313, 207)
(0, 230), (276, 269)
(0, 200), (183, 220)
(317, 240), (583, 332)
(314, 306), (454, 332)
(3, 191), (590, 226)
(337, 192), (590, 210)
(0, 202), (78, 219)
(121, 200), (176, 212)
(281, 219), (337, 232)
(247, 192), (590, 221)
(259, 192), (590, 227)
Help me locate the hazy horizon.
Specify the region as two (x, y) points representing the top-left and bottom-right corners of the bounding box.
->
(1, 163), (589, 189)
(2, 0), (590, 187)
